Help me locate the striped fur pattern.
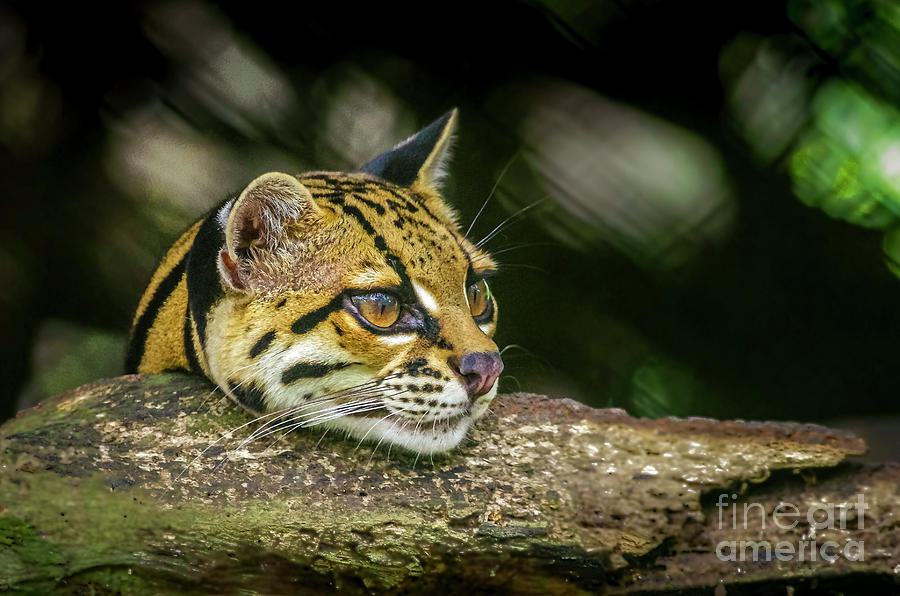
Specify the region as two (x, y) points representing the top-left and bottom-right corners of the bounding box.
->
(126, 110), (502, 453)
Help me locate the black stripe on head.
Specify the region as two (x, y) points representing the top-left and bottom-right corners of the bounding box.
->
(282, 362), (352, 385)
(338, 196), (413, 289)
(186, 202), (229, 348)
(249, 330), (276, 359)
(407, 192), (443, 224)
(384, 192), (419, 213)
(351, 193), (386, 215)
(125, 254), (188, 373)
(340, 203), (376, 235)
(228, 380), (267, 413)
(291, 294), (345, 334)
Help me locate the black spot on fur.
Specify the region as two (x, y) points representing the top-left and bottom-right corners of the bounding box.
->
(405, 358), (427, 376)
(332, 322), (344, 336)
(276, 298), (287, 308)
(421, 367), (443, 379)
(249, 331), (276, 358)
(229, 380), (267, 413)
(282, 362), (352, 385)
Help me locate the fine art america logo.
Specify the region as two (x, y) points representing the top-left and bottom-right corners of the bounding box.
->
(715, 493), (867, 562)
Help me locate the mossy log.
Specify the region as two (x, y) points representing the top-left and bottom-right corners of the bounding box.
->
(1, 374), (897, 594)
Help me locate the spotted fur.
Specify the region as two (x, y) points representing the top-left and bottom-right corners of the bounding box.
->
(126, 110), (502, 453)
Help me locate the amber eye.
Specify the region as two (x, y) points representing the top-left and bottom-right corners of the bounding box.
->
(466, 279), (491, 318)
(351, 292), (400, 328)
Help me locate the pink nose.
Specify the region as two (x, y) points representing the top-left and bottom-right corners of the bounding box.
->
(450, 351), (504, 398)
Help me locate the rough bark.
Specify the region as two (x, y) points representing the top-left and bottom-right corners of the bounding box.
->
(1, 374), (897, 594)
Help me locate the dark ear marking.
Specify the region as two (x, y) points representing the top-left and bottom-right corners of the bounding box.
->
(358, 109), (457, 189)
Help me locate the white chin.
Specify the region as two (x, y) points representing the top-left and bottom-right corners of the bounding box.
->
(470, 383), (499, 420)
(325, 413), (474, 455)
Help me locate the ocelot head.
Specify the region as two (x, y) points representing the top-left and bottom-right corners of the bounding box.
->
(208, 111), (503, 453)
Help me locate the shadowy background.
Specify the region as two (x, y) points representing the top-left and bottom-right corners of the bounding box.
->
(1, 0), (898, 455)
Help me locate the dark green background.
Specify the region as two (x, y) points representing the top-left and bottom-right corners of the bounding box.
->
(1, 0), (898, 433)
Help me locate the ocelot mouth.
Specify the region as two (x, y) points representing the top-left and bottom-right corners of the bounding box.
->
(348, 410), (469, 428)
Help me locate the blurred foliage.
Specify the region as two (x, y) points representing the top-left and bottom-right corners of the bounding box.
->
(790, 81), (900, 228)
(2, 0), (900, 426)
(17, 321), (125, 411)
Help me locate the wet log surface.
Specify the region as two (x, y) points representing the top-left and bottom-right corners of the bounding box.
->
(1, 374), (897, 594)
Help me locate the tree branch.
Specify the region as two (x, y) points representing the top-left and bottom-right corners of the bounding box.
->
(1, 374), (896, 594)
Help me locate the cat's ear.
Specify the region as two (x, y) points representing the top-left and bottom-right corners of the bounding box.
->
(358, 109), (457, 190)
(218, 172), (321, 290)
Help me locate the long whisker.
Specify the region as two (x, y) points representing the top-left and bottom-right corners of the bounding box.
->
(368, 414), (409, 466)
(238, 398), (386, 449)
(500, 343), (523, 356)
(465, 150), (520, 239)
(246, 400), (387, 448)
(242, 386), (412, 448)
(238, 392), (396, 449)
(412, 408), (430, 436)
(216, 400), (392, 473)
(175, 374), (403, 480)
(386, 418), (410, 460)
(314, 429), (330, 450)
(497, 263), (547, 274)
(234, 375), (403, 446)
(174, 397), (309, 481)
(475, 197), (549, 249)
(354, 408), (407, 451)
(488, 241), (561, 256)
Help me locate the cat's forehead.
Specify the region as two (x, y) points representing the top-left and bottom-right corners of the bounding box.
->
(300, 172), (494, 283)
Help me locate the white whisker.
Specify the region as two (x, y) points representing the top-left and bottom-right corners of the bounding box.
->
(475, 197), (548, 248)
(465, 150), (520, 239)
(174, 373), (404, 481)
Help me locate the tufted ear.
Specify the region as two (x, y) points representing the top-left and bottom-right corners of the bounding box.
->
(358, 109), (458, 190)
(218, 172), (321, 290)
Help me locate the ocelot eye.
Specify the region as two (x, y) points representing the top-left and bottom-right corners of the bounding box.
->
(351, 292), (400, 328)
(466, 279), (491, 318)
